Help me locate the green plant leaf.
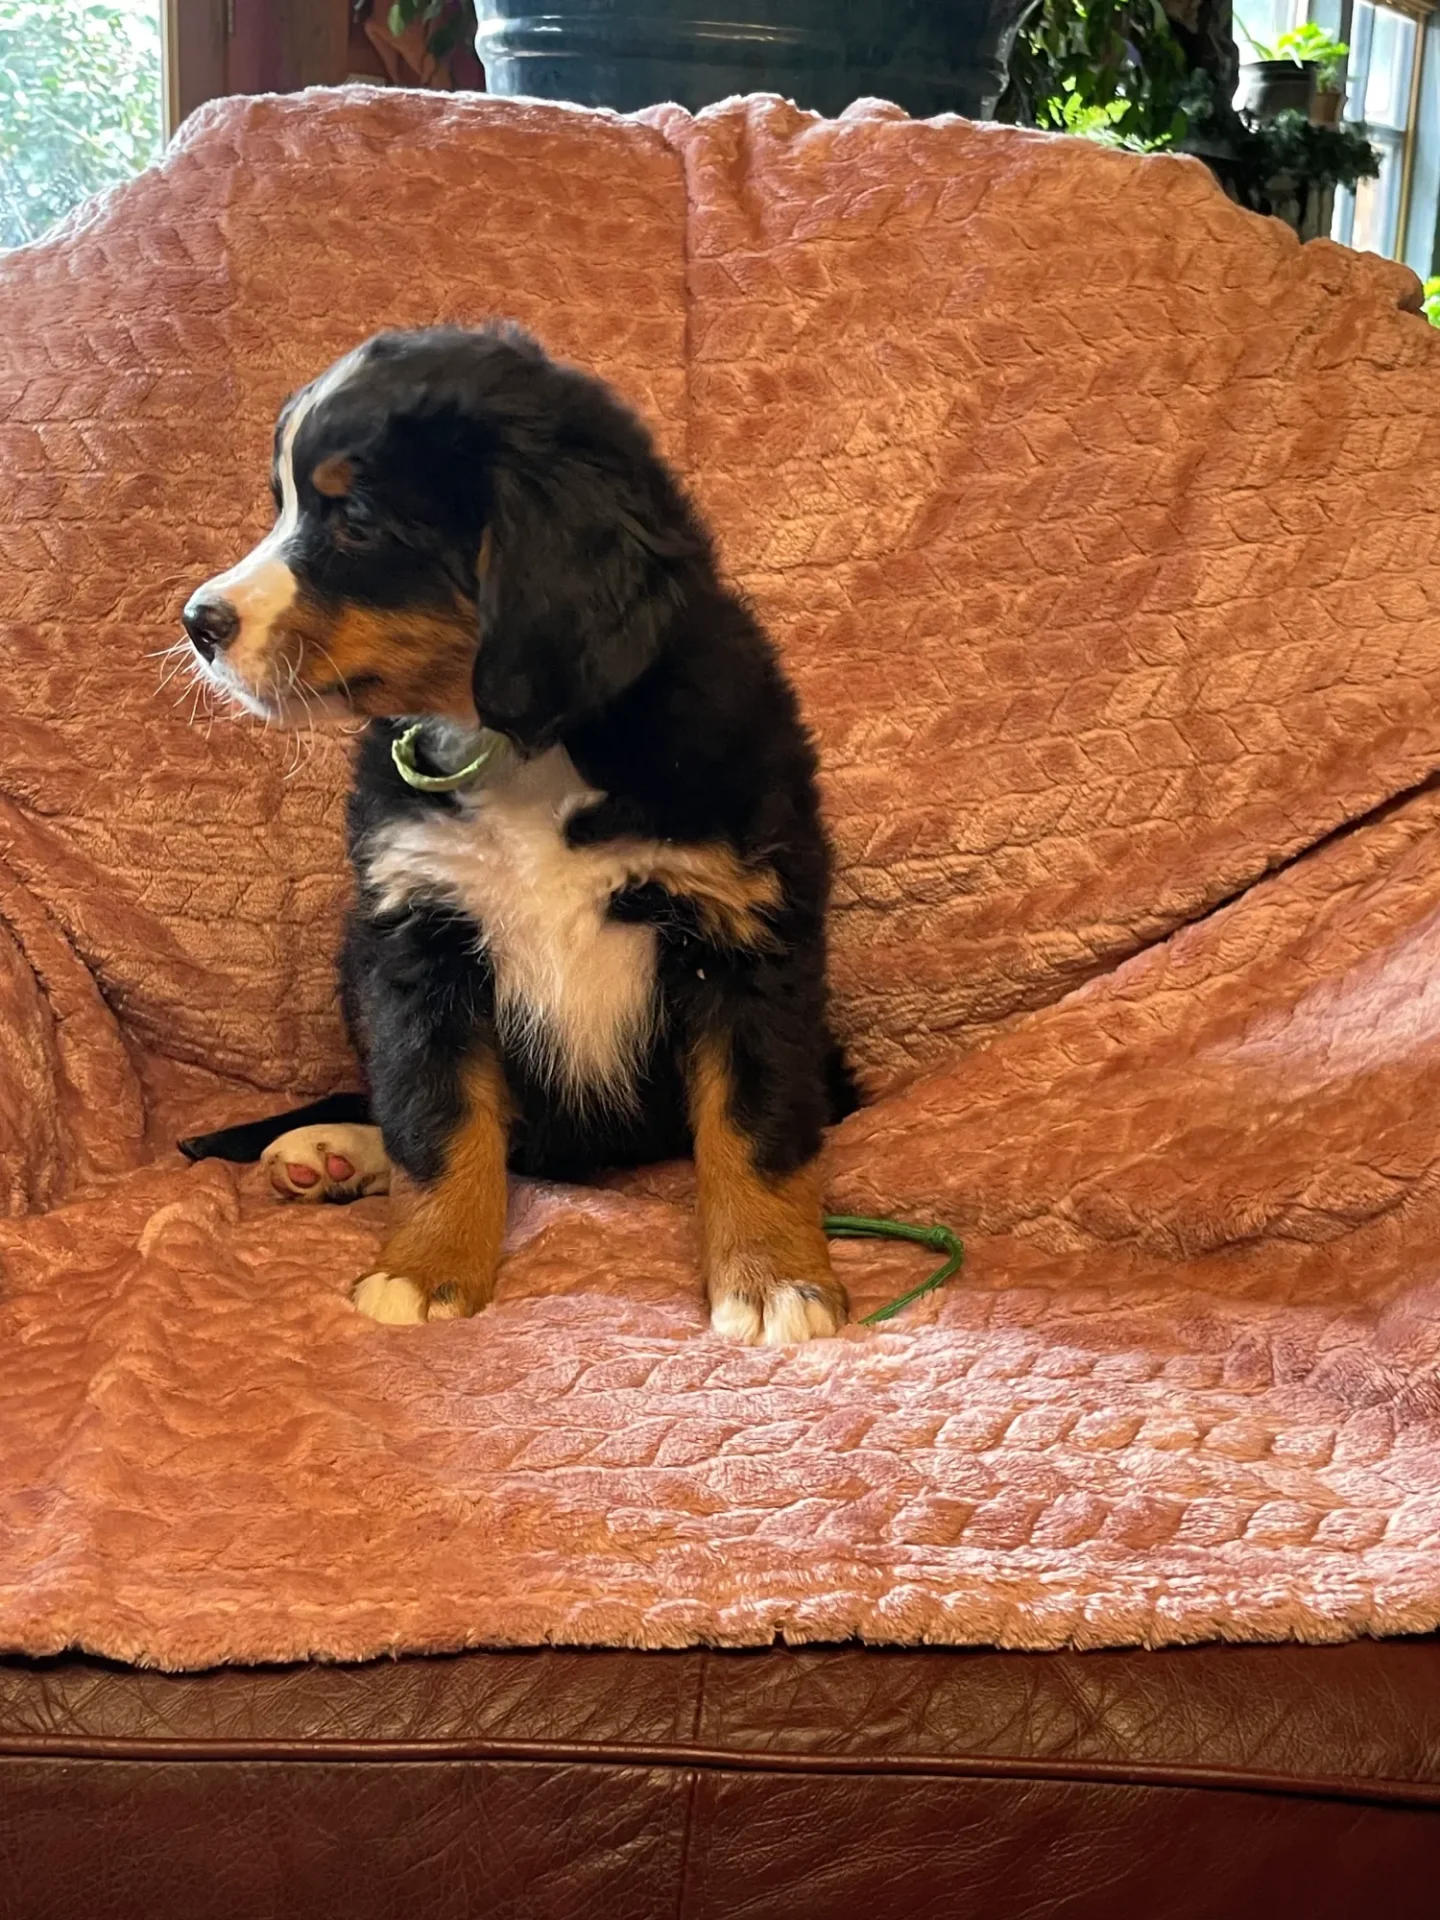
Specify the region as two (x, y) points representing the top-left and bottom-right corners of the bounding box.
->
(995, 0), (1196, 151)
(428, 10), (465, 56)
(0, 0), (163, 250)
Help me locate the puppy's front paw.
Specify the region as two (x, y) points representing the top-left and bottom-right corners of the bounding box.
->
(709, 1274), (846, 1346)
(351, 1271), (429, 1323)
(350, 1270), (476, 1324)
(262, 1124), (390, 1204)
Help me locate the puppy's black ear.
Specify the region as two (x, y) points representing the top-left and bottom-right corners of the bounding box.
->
(473, 404), (697, 749)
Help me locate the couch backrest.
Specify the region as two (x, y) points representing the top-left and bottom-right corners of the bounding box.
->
(2, 90), (1437, 1097)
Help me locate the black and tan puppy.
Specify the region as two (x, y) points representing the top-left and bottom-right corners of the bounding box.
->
(181, 324), (856, 1343)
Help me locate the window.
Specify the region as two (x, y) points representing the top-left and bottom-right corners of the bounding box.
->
(0, 1), (165, 250)
(1234, 0), (1309, 63)
(1332, 0), (1427, 257)
(0, 3), (362, 255)
(1235, 0), (1433, 262)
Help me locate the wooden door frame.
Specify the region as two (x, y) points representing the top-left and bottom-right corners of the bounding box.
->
(163, 0), (351, 135)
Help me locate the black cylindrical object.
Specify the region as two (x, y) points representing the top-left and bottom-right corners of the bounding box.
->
(474, 1), (1026, 120)
(1237, 58), (1318, 119)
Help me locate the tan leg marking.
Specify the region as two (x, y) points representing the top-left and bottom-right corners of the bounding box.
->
(688, 1036), (846, 1345)
(351, 1053), (509, 1325)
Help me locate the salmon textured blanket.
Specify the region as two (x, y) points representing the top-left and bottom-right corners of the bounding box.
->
(2, 89), (1440, 1667)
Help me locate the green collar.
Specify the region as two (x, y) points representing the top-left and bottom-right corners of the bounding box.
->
(390, 721), (502, 793)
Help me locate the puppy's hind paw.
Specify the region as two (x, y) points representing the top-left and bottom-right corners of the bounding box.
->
(262, 1123), (390, 1204)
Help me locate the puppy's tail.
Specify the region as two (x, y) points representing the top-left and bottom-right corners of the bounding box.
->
(178, 1092), (373, 1165)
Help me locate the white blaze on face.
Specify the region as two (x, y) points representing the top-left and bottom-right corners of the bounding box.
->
(194, 349), (363, 650)
(197, 398), (306, 641)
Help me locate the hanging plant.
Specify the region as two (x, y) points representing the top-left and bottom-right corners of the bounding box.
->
(1227, 108), (1379, 203)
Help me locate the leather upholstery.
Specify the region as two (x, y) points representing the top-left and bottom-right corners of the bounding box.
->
(1, 1640), (1436, 1915)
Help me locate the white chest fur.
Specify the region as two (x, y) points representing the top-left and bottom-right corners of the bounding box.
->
(362, 746), (658, 1105)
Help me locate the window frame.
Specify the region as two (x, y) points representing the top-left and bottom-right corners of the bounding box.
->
(1330, 0), (1431, 256)
(1234, 0), (1435, 261)
(163, 0), (226, 134)
(1384, 0), (1432, 256)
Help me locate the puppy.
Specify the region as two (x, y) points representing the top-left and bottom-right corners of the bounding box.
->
(181, 324), (856, 1343)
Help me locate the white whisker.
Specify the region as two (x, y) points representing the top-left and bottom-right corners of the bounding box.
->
(169, 668), (201, 711)
(312, 644), (369, 737)
(156, 650), (192, 693)
(288, 674), (323, 780)
(278, 658), (302, 773)
(312, 642), (353, 700)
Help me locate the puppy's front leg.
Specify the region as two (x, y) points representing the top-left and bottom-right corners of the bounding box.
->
(687, 1031), (846, 1345)
(351, 1052), (509, 1324)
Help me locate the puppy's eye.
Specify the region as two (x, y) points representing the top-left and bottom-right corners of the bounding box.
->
(332, 506), (381, 552)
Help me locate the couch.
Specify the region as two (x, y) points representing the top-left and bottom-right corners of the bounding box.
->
(2, 87), (1440, 1913)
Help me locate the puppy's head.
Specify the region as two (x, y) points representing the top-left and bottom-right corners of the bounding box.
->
(181, 325), (699, 747)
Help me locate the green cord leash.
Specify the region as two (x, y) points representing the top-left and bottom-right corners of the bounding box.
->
(828, 1214), (965, 1326)
(393, 726), (965, 1326)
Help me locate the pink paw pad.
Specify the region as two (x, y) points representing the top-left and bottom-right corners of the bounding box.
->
(260, 1124), (389, 1205)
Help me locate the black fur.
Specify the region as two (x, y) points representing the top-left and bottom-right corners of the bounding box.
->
(178, 1092), (371, 1165)
(187, 325), (858, 1185)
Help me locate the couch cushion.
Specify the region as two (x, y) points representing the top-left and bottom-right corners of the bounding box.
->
(0, 1644), (1436, 1918)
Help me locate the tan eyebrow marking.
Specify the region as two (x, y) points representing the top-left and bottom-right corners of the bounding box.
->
(312, 455), (354, 499)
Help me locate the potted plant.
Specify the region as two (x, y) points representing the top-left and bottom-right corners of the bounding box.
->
(1240, 22), (1348, 124)
(367, 0), (478, 70)
(1281, 24), (1350, 124)
(1228, 104), (1377, 238)
(388, 0), (1039, 117)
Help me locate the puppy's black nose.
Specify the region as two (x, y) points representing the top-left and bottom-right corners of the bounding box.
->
(181, 596), (239, 661)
